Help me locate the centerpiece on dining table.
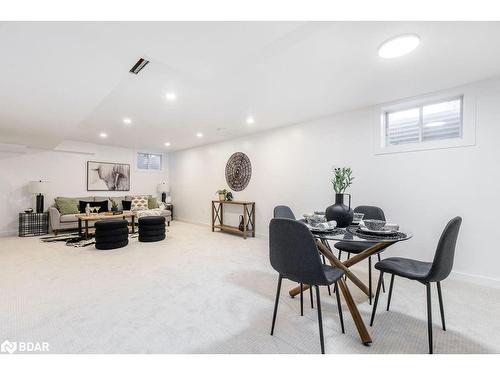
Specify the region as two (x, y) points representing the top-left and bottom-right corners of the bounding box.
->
(325, 167), (354, 227)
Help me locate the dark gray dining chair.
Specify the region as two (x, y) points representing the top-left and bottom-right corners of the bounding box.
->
(370, 216), (462, 354)
(269, 218), (345, 354)
(273, 205), (296, 220)
(334, 205), (387, 304)
(273, 205), (332, 302)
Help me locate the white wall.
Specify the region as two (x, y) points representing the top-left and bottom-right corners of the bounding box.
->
(171, 78), (500, 284)
(0, 142), (169, 235)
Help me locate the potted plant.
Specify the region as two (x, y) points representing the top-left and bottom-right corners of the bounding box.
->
(110, 199), (119, 212)
(325, 167), (355, 227)
(216, 189), (229, 201)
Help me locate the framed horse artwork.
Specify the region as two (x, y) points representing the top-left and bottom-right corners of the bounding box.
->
(87, 161), (130, 191)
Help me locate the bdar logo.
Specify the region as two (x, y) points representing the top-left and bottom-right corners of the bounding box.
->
(1, 340), (17, 354)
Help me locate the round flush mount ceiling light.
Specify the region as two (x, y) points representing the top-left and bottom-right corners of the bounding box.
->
(246, 116), (255, 125)
(164, 142), (171, 147)
(123, 117), (132, 125)
(165, 92), (177, 102)
(196, 132), (203, 138)
(378, 34), (420, 59)
(99, 132), (108, 138)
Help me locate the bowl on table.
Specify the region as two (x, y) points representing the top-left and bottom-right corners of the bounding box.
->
(362, 219), (386, 231)
(304, 212), (326, 227)
(353, 212), (365, 223)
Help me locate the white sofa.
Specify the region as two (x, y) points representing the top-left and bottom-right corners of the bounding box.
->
(49, 196), (171, 234)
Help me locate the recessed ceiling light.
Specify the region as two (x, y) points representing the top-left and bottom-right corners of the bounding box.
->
(165, 92), (177, 102)
(99, 132), (108, 138)
(164, 142), (171, 147)
(246, 116), (255, 125)
(378, 34), (420, 59)
(196, 132), (203, 138)
(123, 118), (132, 125)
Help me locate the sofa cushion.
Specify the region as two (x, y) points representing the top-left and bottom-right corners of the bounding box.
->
(55, 197), (80, 215)
(130, 195), (149, 211)
(60, 214), (79, 223)
(122, 200), (132, 210)
(148, 197), (159, 209)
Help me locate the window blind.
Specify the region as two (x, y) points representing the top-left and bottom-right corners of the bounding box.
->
(385, 97), (462, 146)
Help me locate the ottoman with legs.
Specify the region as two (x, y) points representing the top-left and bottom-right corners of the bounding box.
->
(139, 216), (166, 242)
(95, 219), (129, 250)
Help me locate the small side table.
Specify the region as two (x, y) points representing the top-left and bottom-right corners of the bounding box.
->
(19, 212), (49, 237)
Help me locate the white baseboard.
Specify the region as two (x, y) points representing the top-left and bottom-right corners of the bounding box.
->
(449, 270), (500, 289)
(0, 230), (17, 237)
(174, 218), (267, 238)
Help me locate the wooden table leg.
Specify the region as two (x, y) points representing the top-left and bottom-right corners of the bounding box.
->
(78, 218), (82, 237)
(85, 220), (89, 239)
(131, 215), (135, 234)
(243, 204), (247, 239)
(252, 203), (256, 237)
(338, 278), (372, 345)
(211, 202), (215, 232)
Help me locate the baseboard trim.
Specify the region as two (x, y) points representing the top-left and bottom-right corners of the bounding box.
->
(449, 270), (500, 289)
(0, 230), (17, 237)
(175, 218), (267, 239)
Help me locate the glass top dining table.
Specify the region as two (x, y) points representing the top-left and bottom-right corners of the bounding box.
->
(311, 225), (413, 243)
(289, 221), (413, 346)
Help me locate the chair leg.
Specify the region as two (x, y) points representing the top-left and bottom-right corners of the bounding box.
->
(320, 254), (332, 296)
(426, 283), (433, 354)
(300, 283), (304, 316)
(386, 274), (395, 311)
(370, 271), (384, 326)
(437, 281), (446, 331)
(310, 285), (314, 309)
(315, 285), (325, 354)
(338, 250), (342, 260)
(368, 256), (372, 305)
(377, 253), (386, 293)
(270, 274), (282, 335)
(334, 282), (345, 334)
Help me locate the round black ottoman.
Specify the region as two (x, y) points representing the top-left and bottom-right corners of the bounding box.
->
(95, 219), (129, 250)
(139, 216), (166, 242)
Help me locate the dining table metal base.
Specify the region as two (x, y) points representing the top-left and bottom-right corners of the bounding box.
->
(288, 238), (396, 346)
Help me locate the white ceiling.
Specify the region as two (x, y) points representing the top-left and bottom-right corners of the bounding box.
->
(2, 21), (500, 151)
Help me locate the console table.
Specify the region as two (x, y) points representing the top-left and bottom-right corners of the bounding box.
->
(211, 200), (255, 239)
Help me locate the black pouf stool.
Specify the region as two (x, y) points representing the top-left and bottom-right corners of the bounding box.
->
(95, 219), (129, 250)
(139, 216), (166, 242)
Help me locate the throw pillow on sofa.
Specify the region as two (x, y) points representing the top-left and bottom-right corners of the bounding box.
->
(55, 197), (80, 215)
(130, 196), (149, 211)
(148, 197), (159, 209)
(122, 200), (132, 210)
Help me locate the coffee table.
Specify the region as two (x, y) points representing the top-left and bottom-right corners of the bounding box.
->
(75, 212), (136, 239)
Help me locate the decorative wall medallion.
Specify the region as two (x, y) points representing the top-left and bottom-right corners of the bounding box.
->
(225, 152), (252, 191)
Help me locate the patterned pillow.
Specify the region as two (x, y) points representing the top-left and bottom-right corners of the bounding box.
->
(130, 195), (149, 211)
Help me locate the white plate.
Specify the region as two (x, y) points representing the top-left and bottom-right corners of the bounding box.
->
(358, 226), (397, 235)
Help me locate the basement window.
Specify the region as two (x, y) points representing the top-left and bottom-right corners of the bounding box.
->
(137, 152), (162, 171)
(384, 97), (462, 146)
(374, 88), (476, 154)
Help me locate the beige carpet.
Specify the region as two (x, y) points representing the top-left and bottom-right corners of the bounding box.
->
(1, 221), (499, 354)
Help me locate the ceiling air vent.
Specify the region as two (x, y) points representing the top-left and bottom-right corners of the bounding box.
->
(129, 58), (150, 75)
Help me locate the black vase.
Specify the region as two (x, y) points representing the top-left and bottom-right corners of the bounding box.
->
(238, 215), (244, 231)
(325, 193), (353, 228)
